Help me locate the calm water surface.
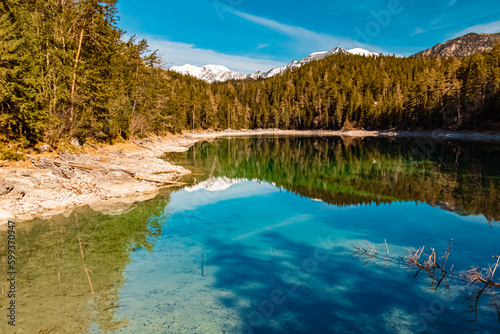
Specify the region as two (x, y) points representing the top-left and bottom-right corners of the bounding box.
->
(1, 136), (500, 333)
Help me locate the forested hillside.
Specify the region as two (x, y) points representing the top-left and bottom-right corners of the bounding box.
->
(1, 0), (500, 148)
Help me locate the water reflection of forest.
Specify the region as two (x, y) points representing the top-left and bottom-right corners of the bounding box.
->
(169, 136), (500, 222)
(0, 193), (171, 333)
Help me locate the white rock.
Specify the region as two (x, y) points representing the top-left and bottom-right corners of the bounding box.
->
(71, 138), (80, 147)
(0, 208), (14, 225)
(39, 200), (64, 210)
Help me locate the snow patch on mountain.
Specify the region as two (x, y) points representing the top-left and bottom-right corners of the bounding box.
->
(170, 64), (247, 83)
(347, 48), (379, 57)
(249, 46), (348, 80)
(170, 46), (378, 83)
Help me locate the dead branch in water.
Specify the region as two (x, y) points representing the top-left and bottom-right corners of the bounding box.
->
(78, 237), (85, 259)
(352, 239), (500, 321)
(364, 240), (377, 254)
(442, 239), (453, 270)
(133, 175), (187, 186)
(384, 239), (389, 259)
(78, 237), (95, 298)
(462, 253), (500, 289)
(85, 267), (95, 297)
(352, 240), (392, 266)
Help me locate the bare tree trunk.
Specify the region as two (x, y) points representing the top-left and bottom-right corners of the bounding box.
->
(70, 27), (84, 123)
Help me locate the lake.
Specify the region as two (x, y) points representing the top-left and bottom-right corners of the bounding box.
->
(1, 136), (500, 333)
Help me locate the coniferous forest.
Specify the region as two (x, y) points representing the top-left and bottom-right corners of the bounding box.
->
(1, 0), (500, 147)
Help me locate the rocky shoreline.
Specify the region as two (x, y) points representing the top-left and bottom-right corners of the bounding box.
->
(0, 136), (199, 224)
(1, 129), (499, 225)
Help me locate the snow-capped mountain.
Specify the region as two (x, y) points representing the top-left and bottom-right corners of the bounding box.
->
(249, 46), (348, 80)
(170, 47), (378, 83)
(170, 64), (247, 83)
(347, 48), (379, 57)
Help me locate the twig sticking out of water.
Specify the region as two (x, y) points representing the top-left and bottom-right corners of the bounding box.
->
(352, 243), (367, 254)
(353, 239), (500, 322)
(85, 267), (95, 297)
(406, 246), (425, 269)
(364, 240), (377, 254)
(462, 253), (500, 289)
(78, 237), (85, 259)
(352, 241), (385, 265)
(384, 239), (389, 260)
(201, 252), (207, 277)
(78, 237), (95, 297)
(442, 239), (453, 270)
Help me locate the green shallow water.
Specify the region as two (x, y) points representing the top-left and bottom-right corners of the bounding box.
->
(1, 136), (500, 333)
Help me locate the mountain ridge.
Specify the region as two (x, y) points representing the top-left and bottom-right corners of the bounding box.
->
(170, 32), (500, 83)
(412, 32), (500, 58)
(170, 47), (378, 83)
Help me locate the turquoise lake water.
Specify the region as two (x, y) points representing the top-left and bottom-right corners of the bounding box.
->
(1, 136), (500, 333)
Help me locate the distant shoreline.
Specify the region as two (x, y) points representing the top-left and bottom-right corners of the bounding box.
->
(2, 128), (500, 225)
(187, 129), (500, 142)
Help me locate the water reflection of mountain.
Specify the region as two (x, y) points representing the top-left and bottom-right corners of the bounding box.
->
(168, 136), (500, 222)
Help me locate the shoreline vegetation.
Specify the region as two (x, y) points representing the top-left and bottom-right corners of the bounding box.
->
(1, 128), (500, 225)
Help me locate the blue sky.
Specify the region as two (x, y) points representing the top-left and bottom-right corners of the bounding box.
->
(116, 0), (500, 73)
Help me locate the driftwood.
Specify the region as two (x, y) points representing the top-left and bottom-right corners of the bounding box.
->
(133, 142), (151, 150)
(151, 170), (178, 175)
(133, 174), (186, 185)
(68, 162), (97, 170)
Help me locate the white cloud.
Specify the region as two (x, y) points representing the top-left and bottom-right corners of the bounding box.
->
(411, 27), (427, 36)
(140, 35), (285, 74)
(451, 20), (500, 39)
(231, 10), (381, 53)
(130, 10), (386, 74)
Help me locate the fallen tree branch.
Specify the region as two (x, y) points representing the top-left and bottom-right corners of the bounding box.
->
(133, 174), (187, 186)
(133, 142), (151, 150)
(151, 170), (178, 175)
(68, 162), (97, 170)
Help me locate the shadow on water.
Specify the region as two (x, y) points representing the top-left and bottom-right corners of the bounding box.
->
(199, 227), (499, 333)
